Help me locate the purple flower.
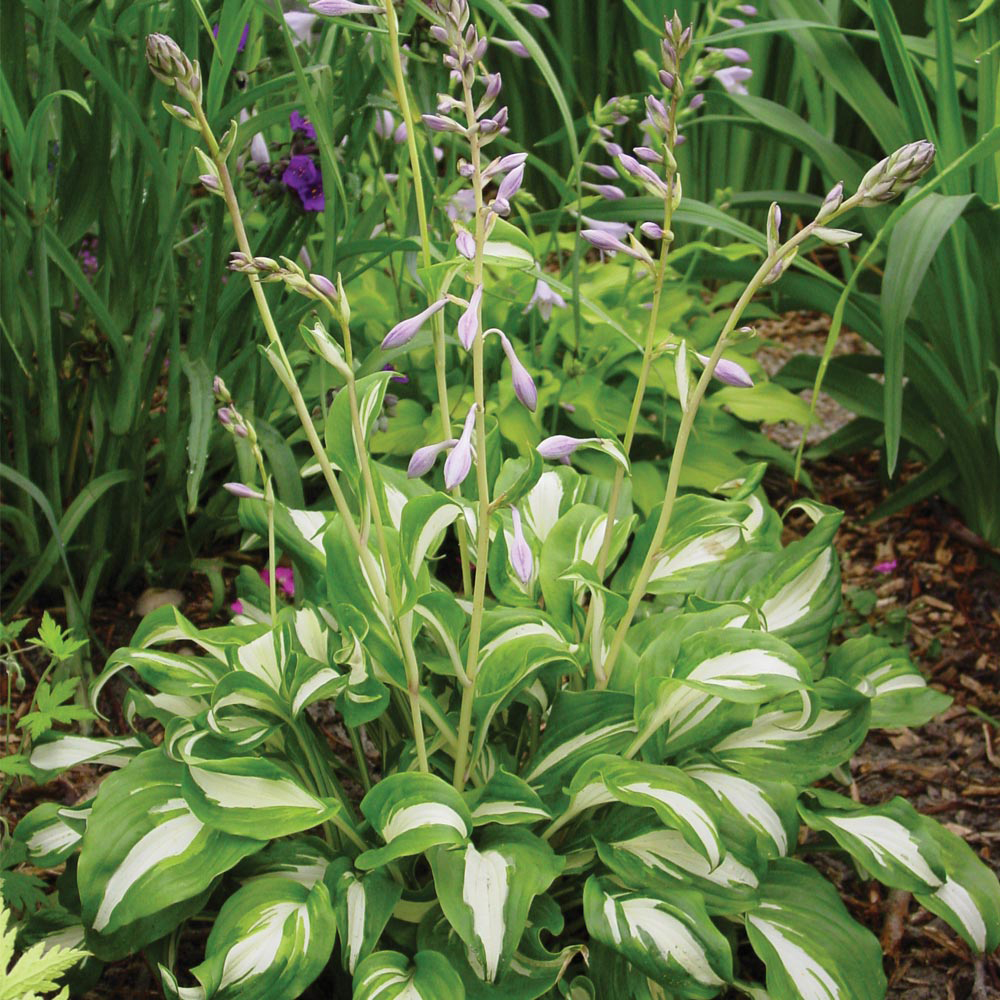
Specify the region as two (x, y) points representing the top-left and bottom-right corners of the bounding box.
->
(714, 66), (753, 95)
(688, 93), (705, 110)
(494, 38), (530, 58)
(381, 298), (448, 350)
(230, 599), (244, 614)
(696, 352), (754, 388)
(579, 214), (632, 241)
(492, 162), (525, 216)
(284, 12), (318, 45)
(498, 331), (537, 411)
(537, 435), (597, 460)
(262, 565), (295, 597)
(408, 439), (457, 478)
(722, 47), (751, 63)
(737, 5), (758, 16)
(309, 0), (382, 16)
(509, 508), (533, 583)
(374, 109), (395, 139)
(447, 189), (477, 222)
(290, 110), (316, 139)
(282, 155), (325, 211)
(640, 221), (664, 240)
(458, 286), (482, 350)
(586, 161), (619, 180)
(224, 482), (264, 500)
(874, 559), (898, 574)
(422, 113), (464, 134)
(213, 22), (250, 53)
(444, 405), (477, 489)
(581, 229), (652, 264)
(523, 278), (566, 322)
(518, 3), (549, 18)
(381, 363), (409, 384)
(634, 146), (663, 163)
(456, 229), (476, 260)
(582, 182), (626, 201)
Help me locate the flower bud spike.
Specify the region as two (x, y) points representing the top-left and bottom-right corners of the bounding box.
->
(382, 298), (449, 350)
(444, 405), (477, 489)
(509, 507), (534, 584)
(458, 285), (483, 350)
(498, 332), (537, 412)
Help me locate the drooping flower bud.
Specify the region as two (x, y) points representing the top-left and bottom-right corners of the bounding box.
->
(537, 435), (598, 460)
(224, 482), (265, 500)
(695, 352), (754, 388)
(457, 285), (483, 350)
(509, 507), (533, 584)
(309, 0), (383, 16)
(497, 332), (537, 411)
(444, 405), (477, 489)
(456, 229), (476, 260)
(310, 273), (337, 299)
(582, 182), (626, 201)
(382, 299), (449, 350)
(408, 438), (459, 478)
(766, 202), (781, 255)
(640, 221), (665, 240)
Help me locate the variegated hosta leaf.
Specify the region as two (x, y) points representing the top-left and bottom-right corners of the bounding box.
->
(710, 680), (871, 787)
(466, 767), (552, 827)
(184, 876), (336, 1000)
(14, 801), (90, 867)
(236, 497), (328, 595)
(824, 635), (951, 728)
(97, 647), (228, 703)
(684, 764), (798, 860)
(121, 685), (207, 728)
(400, 492), (464, 580)
(520, 467), (583, 545)
(594, 810), (761, 915)
(335, 626), (390, 727)
(616, 495), (751, 597)
(325, 369), (397, 484)
(353, 949), (466, 1000)
(289, 656), (346, 717)
(226, 626), (290, 694)
(634, 629), (811, 760)
(291, 606), (337, 662)
(413, 590), (467, 679)
(27, 734), (146, 781)
(77, 750), (263, 959)
(125, 604), (265, 665)
(539, 504), (634, 624)
(744, 859), (885, 1000)
(357, 772), (473, 870)
(429, 828), (564, 983)
(470, 609), (577, 762)
(801, 789), (1000, 953)
(235, 836), (337, 890)
(525, 690), (636, 805)
(586, 939), (681, 1000)
(163, 718), (245, 765)
(745, 501), (843, 663)
(330, 862), (402, 974)
(181, 756), (341, 839)
(492, 452), (544, 511)
(207, 672), (291, 749)
(583, 877), (733, 997)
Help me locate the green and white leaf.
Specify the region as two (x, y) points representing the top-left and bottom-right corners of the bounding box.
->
(14, 803), (86, 867)
(353, 950), (466, 1000)
(466, 768), (552, 827)
(330, 864), (402, 974)
(28, 735), (145, 781)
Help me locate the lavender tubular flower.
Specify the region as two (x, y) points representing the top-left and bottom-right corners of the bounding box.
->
(523, 278), (566, 321)
(714, 66), (753, 95)
(483, 152), (527, 180)
(696, 352), (754, 388)
(408, 439), (458, 478)
(444, 405), (477, 489)
(498, 332), (537, 411)
(586, 161), (620, 180)
(537, 435), (598, 460)
(509, 508), (533, 584)
(457, 286), (483, 350)
(634, 146), (663, 163)
(617, 153), (669, 197)
(224, 482), (265, 500)
(517, 2), (549, 18)
(422, 113), (466, 134)
(382, 298), (448, 349)
(640, 221), (665, 240)
(494, 38), (530, 58)
(582, 182), (626, 201)
(309, 0), (382, 16)
(456, 229), (476, 260)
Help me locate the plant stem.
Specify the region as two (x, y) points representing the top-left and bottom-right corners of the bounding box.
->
(598, 198), (861, 688)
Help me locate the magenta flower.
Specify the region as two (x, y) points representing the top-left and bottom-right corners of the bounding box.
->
(290, 110), (316, 139)
(874, 559), (898, 574)
(230, 599), (244, 614)
(282, 155), (324, 211)
(261, 566), (295, 597)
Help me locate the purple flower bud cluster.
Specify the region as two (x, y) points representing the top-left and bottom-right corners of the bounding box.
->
(217, 402), (255, 442)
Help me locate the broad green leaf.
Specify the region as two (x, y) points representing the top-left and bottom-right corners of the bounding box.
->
(353, 950), (466, 1000)
(238, 498), (329, 593)
(335, 627), (390, 727)
(325, 370), (396, 484)
(358, 773), (473, 870)
(429, 828), (564, 983)
(825, 635), (951, 728)
(188, 877), (336, 1000)
(182, 756), (341, 839)
(77, 751), (263, 958)
(330, 863), (402, 974)
(482, 216), (536, 269)
(583, 878), (732, 996)
(236, 836), (338, 890)
(744, 859), (885, 1000)
(466, 768), (552, 827)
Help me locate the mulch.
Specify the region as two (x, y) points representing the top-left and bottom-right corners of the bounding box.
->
(3, 368), (998, 997)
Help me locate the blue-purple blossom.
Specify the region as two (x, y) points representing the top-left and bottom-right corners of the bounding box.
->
(518, 3), (549, 18)
(290, 110), (316, 139)
(509, 507), (533, 583)
(737, 5), (758, 16)
(714, 66), (753, 94)
(721, 47), (751, 63)
(382, 298), (449, 349)
(696, 352), (754, 388)
(213, 22), (250, 52)
(408, 438), (457, 478)
(523, 278), (566, 321)
(422, 113), (465, 134)
(382, 363), (410, 384)
(498, 331), (537, 411)
(444, 405), (477, 489)
(457, 286), (482, 350)
(580, 215), (632, 241)
(640, 221), (665, 240)
(537, 435), (597, 460)
(282, 155), (324, 211)
(587, 161), (620, 180)
(634, 146), (663, 163)
(688, 93), (705, 110)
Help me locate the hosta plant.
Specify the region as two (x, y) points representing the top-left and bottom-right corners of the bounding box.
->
(12, 5), (999, 999)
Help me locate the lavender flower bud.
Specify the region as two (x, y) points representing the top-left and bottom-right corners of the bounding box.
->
(617, 152), (669, 197)
(659, 70), (675, 90)
(737, 5), (758, 15)
(309, 0), (382, 15)
(713, 66), (753, 95)
(640, 221), (665, 240)
(444, 405), (477, 489)
(582, 182), (626, 200)
(587, 161), (620, 180)
(720, 17), (746, 28)
(430, 24), (449, 44)
(494, 38), (530, 58)
(518, 3), (549, 18)
(483, 152), (528, 180)
(224, 482), (265, 500)
(766, 202), (781, 255)
(310, 273), (337, 298)
(688, 93), (705, 110)
(408, 438), (458, 478)
(857, 140), (935, 205)
(382, 298), (448, 349)
(645, 95), (670, 132)
(634, 146), (663, 163)
(581, 229), (628, 254)
(217, 407), (233, 425)
(482, 72), (503, 104)
(213, 376), (231, 402)
(456, 229), (476, 260)
(816, 180), (844, 222)
(722, 47), (751, 63)
(457, 285), (482, 350)
(537, 435), (597, 460)
(498, 332), (538, 411)
(509, 507), (533, 583)
(422, 113), (465, 134)
(695, 352), (754, 388)
(602, 140), (624, 157)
